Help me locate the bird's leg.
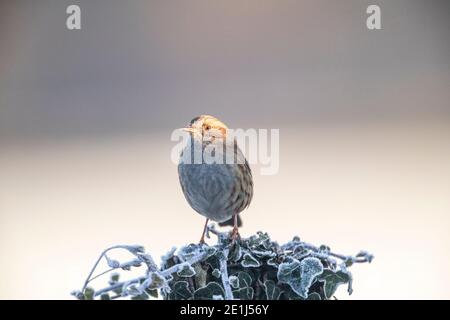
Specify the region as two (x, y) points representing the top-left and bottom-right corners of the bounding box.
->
(231, 214), (240, 242)
(199, 218), (209, 244)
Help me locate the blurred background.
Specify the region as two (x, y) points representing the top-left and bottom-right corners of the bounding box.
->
(0, 0), (449, 299)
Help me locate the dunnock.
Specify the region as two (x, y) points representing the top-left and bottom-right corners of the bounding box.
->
(178, 115), (253, 243)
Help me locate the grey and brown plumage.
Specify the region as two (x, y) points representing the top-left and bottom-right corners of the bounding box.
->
(178, 115), (253, 243)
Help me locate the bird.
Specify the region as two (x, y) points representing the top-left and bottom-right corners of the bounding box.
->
(178, 115), (253, 243)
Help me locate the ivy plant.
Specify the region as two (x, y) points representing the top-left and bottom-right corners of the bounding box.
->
(72, 225), (373, 300)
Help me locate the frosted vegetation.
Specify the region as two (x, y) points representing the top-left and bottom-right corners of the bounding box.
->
(72, 225), (373, 300)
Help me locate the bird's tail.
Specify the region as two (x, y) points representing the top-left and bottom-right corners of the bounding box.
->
(218, 215), (242, 227)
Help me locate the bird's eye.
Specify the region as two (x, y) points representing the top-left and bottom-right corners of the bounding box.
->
(205, 125), (211, 130)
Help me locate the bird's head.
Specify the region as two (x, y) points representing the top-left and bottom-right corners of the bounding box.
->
(183, 115), (228, 142)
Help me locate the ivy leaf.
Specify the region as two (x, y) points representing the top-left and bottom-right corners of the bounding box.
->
(100, 293), (110, 300)
(277, 257), (323, 298)
(125, 285), (142, 297)
(345, 257), (355, 267)
(194, 264), (208, 288)
(148, 272), (167, 290)
(283, 286), (304, 300)
(71, 290), (84, 300)
(236, 271), (252, 288)
(257, 231), (271, 248)
(230, 272), (254, 299)
(145, 288), (158, 299)
(105, 255), (120, 269)
(193, 282), (225, 300)
(241, 253), (261, 268)
(205, 255), (220, 271)
(140, 277), (159, 298)
(228, 241), (243, 262)
(212, 269), (221, 278)
(177, 262), (196, 277)
(319, 245), (330, 254)
(168, 281), (193, 300)
(112, 286), (122, 296)
(83, 287), (95, 300)
(252, 250), (276, 258)
(109, 273), (120, 284)
(247, 231), (271, 250)
(267, 257), (279, 267)
(319, 269), (350, 299)
(161, 247), (177, 266)
(355, 250), (374, 263)
(178, 244), (202, 260)
(205, 246), (217, 258)
(131, 292), (149, 300)
(120, 258), (142, 270)
(136, 253), (157, 270)
(232, 287), (254, 300)
(214, 250), (226, 261)
(124, 245), (145, 254)
(229, 275), (239, 289)
(307, 292), (321, 300)
(263, 280), (282, 300)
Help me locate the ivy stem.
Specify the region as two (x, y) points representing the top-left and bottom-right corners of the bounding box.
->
(220, 248), (234, 300)
(93, 250), (208, 297)
(82, 245), (125, 292)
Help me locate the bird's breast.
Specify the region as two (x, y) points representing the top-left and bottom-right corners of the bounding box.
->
(178, 139), (253, 222)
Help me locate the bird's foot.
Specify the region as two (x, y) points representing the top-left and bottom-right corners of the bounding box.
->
(199, 218), (209, 245)
(230, 227), (240, 243)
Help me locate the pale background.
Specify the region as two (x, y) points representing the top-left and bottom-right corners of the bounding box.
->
(0, 0), (449, 299)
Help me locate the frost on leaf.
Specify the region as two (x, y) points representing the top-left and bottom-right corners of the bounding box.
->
(277, 257), (323, 298)
(267, 257), (279, 267)
(109, 273), (120, 285)
(105, 255), (120, 269)
(100, 293), (110, 300)
(168, 281), (192, 300)
(161, 247), (177, 265)
(231, 271), (254, 300)
(177, 262), (196, 277)
(319, 269), (350, 299)
(356, 250), (374, 263)
(241, 253), (261, 268)
(71, 290), (84, 300)
(194, 264), (207, 288)
(120, 258), (142, 270)
(252, 250), (276, 258)
(228, 242), (242, 262)
(74, 229), (372, 300)
(307, 292), (321, 300)
(83, 287), (95, 300)
(236, 271), (252, 288)
(212, 268), (221, 278)
(147, 272), (167, 290)
(264, 280), (282, 300)
(193, 282), (225, 300)
(124, 245), (145, 254)
(205, 246), (217, 258)
(229, 275), (239, 289)
(233, 287), (254, 300)
(178, 244), (202, 261)
(126, 285), (144, 298)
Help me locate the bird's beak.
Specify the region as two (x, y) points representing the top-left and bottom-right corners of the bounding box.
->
(182, 127), (196, 133)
